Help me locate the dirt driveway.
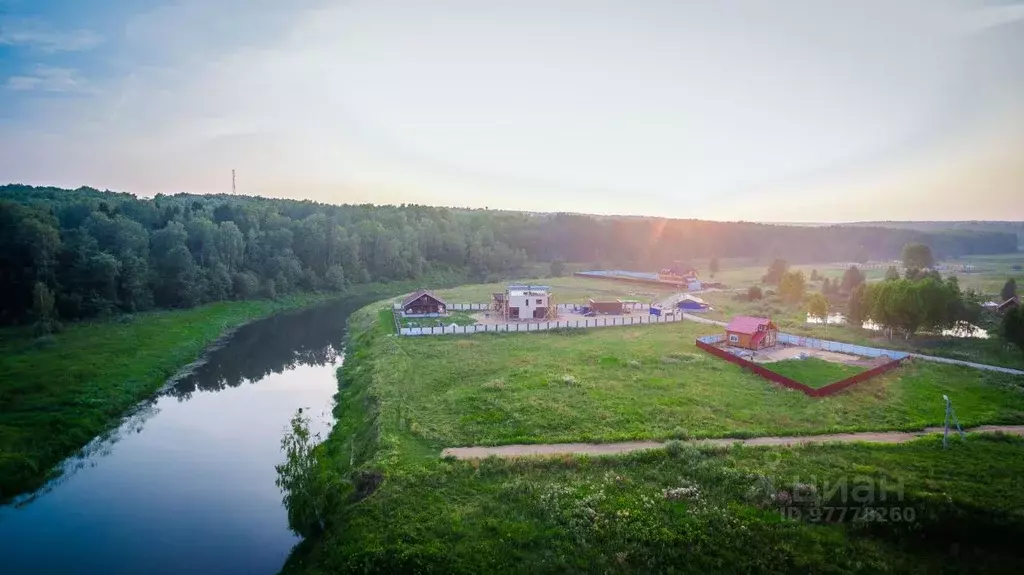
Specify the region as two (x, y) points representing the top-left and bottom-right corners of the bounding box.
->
(440, 425), (1024, 459)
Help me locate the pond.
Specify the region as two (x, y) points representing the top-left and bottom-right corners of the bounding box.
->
(806, 313), (989, 339)
(0, 298), (366, 575)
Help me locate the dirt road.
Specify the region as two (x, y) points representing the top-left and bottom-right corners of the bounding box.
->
(440, 425), (1024, 459)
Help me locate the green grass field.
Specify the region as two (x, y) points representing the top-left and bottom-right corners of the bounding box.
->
(342, 305), (1024, 450)
(284, 298), (1024, 573)
(0, 294), (338, 501)
(763, 358), (867, 388)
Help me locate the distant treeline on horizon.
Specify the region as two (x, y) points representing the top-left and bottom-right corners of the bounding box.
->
(1, 184), (1017, 326)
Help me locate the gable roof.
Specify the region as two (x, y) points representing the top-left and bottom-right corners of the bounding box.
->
(402, 290), (446, 308)
(726, 316), (773, 335)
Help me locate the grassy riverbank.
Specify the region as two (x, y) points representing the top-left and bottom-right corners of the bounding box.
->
(0, 270), (473, 502)
(0, 294), (337, 501)
(282, 299), (1024, 573)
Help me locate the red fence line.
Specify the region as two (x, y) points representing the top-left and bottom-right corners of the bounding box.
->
(695, 340), (904, 398)
(811, 358), (905, 397)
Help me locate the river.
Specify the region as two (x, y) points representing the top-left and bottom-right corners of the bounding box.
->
(0, 298), (363, 575)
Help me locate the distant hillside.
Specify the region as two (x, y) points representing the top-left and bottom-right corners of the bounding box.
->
(847, 221), (1024, 247)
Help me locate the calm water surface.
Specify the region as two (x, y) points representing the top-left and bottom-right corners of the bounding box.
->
(0, 298), (363, 575)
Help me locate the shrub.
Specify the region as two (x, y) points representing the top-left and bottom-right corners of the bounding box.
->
(747, 286), (763, 301)
(670, 426), (690, 440)
(664, 439), (685, 457)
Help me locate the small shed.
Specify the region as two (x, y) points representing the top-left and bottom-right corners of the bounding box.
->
(402, 290), (447, 315)
(589, 298), (624, 315)
(725, 316), (777, 350)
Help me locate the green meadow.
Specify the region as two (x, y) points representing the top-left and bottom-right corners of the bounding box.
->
(283, 298), (1024, 573)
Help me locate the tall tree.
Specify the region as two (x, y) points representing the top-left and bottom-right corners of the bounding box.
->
(763, 259), (789, 285)
(1001, 306), (1024, 357)
(902, 243), (935, 271)
(779, 270), (806, 304)
(807, 293), (829, 326)
(840, 266), (865, 293)
(847, 283), (869, 329)
(1002, 278), (1018, 302)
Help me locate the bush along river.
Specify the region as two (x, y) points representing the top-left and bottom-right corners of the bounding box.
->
(0, 298), (366, 575)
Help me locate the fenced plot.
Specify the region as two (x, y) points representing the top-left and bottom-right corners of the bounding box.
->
(397, 304), (677, 336)
(696, 334), (906, 397)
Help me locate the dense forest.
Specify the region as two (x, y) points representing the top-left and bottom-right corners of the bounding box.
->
(847, 221), (1024, 246)
(1, 184), (1017, 327)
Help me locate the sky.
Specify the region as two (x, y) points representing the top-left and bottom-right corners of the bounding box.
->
(2, 0), (1024, 222)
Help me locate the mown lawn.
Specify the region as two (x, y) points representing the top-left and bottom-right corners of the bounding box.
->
(764, 358), (867, 388)
(0, 294), (333, 501)
(353, 304), (1024, 450)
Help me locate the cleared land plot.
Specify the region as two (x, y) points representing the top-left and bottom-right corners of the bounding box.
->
(360, 306), (1024, 448)
(759, 357), (868, 389)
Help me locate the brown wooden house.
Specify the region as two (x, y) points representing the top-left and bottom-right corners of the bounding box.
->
(402, 290), (447, 315)
(725, 316), (777, 350)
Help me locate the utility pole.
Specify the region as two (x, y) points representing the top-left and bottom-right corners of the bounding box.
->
(232, 169), (236, 194)
(942, 394), (965, 449)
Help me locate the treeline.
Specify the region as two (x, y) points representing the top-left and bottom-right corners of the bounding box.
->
(0, 184), (1017, 327)
(848, 276), (981, 339)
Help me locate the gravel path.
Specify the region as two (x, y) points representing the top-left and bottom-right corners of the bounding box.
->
(441, 425), (1024, 460)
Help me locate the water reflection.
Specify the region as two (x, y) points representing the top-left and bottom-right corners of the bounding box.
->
(169, 301), (348, 399)
(0, 297), (367, 575)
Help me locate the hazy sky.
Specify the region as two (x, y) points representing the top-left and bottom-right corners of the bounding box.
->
(2, 0), (1023, 221)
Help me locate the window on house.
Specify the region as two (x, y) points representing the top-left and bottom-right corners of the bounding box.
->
(536, 299), (542, 305)
(729, 334), (739, 343)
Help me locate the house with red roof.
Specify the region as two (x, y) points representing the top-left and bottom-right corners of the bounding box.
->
(725, 316), (777, 350)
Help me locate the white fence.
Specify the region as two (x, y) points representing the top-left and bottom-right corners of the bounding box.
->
(395, 302), (652, 312)
(398, 311), (682, 336)
(698, 333), (910, 360)
(776, 334), (911, 359)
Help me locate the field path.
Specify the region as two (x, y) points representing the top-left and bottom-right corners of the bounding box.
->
(678, 312), (1024, 375)
(441, 425), (1024, 459)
